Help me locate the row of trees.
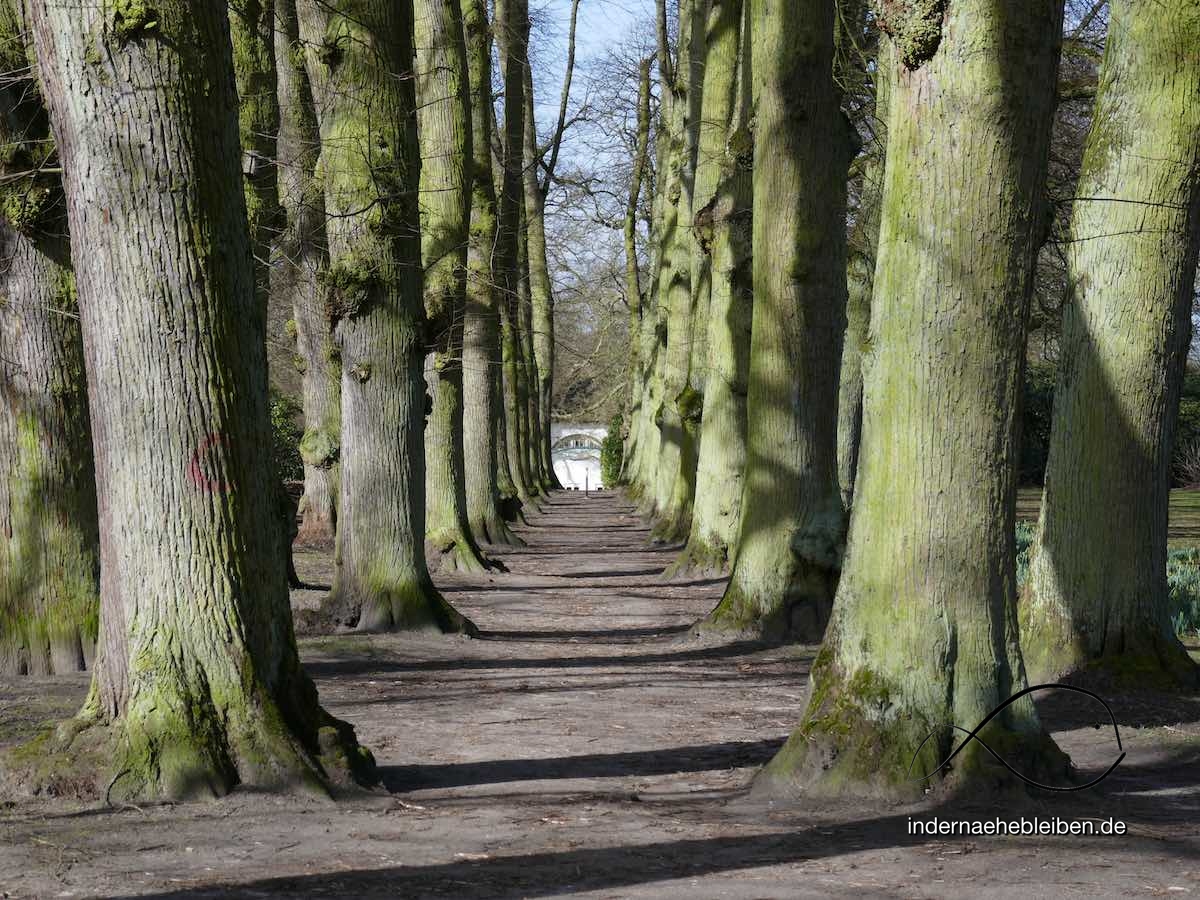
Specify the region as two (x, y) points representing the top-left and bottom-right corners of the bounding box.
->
(0, 0), (577, 799)
(618, 0), (1200, 796)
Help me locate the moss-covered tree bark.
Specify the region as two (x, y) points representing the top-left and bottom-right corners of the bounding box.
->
(297, 0), (474, 633)
(415, 0), (490, 573)
(650, 0), (705, 540)
(0, 5), (98, 677)
(1022, 0), (1200, 688)
(699, 0), (855, 640)
(274, 0), (339, 548)
(670, 0), (752, 576)
(619, 58), (653, 486)
(759, 2), (1070, 800)
(494, 0), (537, 505)
(461, 0), (521, 543)
(625, 0), (673, 509)
(516, 199), (545, 492)
(13, 0), (373, 800)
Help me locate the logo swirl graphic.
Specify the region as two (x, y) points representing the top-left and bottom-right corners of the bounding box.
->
(907, 683), (1125, 792)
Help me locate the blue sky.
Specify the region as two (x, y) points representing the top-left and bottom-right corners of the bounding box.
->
(529, 0), (654, 126)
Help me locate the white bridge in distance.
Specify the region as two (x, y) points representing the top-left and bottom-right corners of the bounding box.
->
(550, 422), (607, 491)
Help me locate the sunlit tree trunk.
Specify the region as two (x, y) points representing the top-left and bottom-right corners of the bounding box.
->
(521, 2), (576, 492)
(626, 0), (673, 509)
(700, 0), (855, 640)
(462, 0), (521, 543)
(275, 0), (339, 548)
(298, 0), (474, 633)
(495, 0), (536, 504)
(759, 2), (1069, 799)
(619, 58), (653, 486)
(416, 0), (490, 572)
(651, 0), (705, 540)
(19, 0), (373, 799)
(0, 6), (97, 677)
(670, 0), (751, 576)
(1022, 0), (1200, 687)
(517, 199), (545, 491)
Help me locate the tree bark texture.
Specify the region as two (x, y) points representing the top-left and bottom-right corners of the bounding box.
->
(298, 0), (474, 633)
(274, 0), (338, 548)
(19, 0), (373, 800)
(415, 0), (489, 572)
(758, 0), (1070, 799)
(670, 0), (751, 576)
(0, 6), (98, 677)
(619, 57), (653, 486)
(521, 45), (566, 491)
(494, 0), (536, 503)
(836, 31), (891, 510)
(651, 0), (706, 540)
(461, 0), (521, 543)
(1022, 0), (1200, 687)
(700, 0), (854, 641)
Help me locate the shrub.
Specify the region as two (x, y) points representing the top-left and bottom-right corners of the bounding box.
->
(270, 390), (304, 482)
(600, 414), (624, 487)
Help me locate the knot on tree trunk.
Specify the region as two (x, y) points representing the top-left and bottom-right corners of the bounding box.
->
(878, 0), (947, 69)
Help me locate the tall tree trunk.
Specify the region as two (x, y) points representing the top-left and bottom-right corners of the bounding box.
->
(230, 0), (299, 587)
(275, 0), (339, 549)
(626, 0), (673, 509)
(517, 198), (545, 492)
(1022, 0), (1200, 687)
(759, 2), (1070, 799)
(699, 0), (855, 641)
(669, 0), (752, 577)
(0, 6), (98, 677)
(495, 0), (535, 504)
(298, 0), (474, 634)
(619, 57), (653, 486)
(416, 0), (490, 573)
(462, 0), (521, 543)
(651, 0), (705, 540)
(19, 0), (373, 799)
(521, 0), (576, 492)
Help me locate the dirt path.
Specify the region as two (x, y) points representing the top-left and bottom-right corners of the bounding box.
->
(4, 491), (1200, 898)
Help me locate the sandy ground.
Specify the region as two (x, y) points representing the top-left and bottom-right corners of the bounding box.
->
(3, 490), (1200, 898)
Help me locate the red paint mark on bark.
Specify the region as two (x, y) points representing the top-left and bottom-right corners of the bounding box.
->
(187, 432), (232, 493)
